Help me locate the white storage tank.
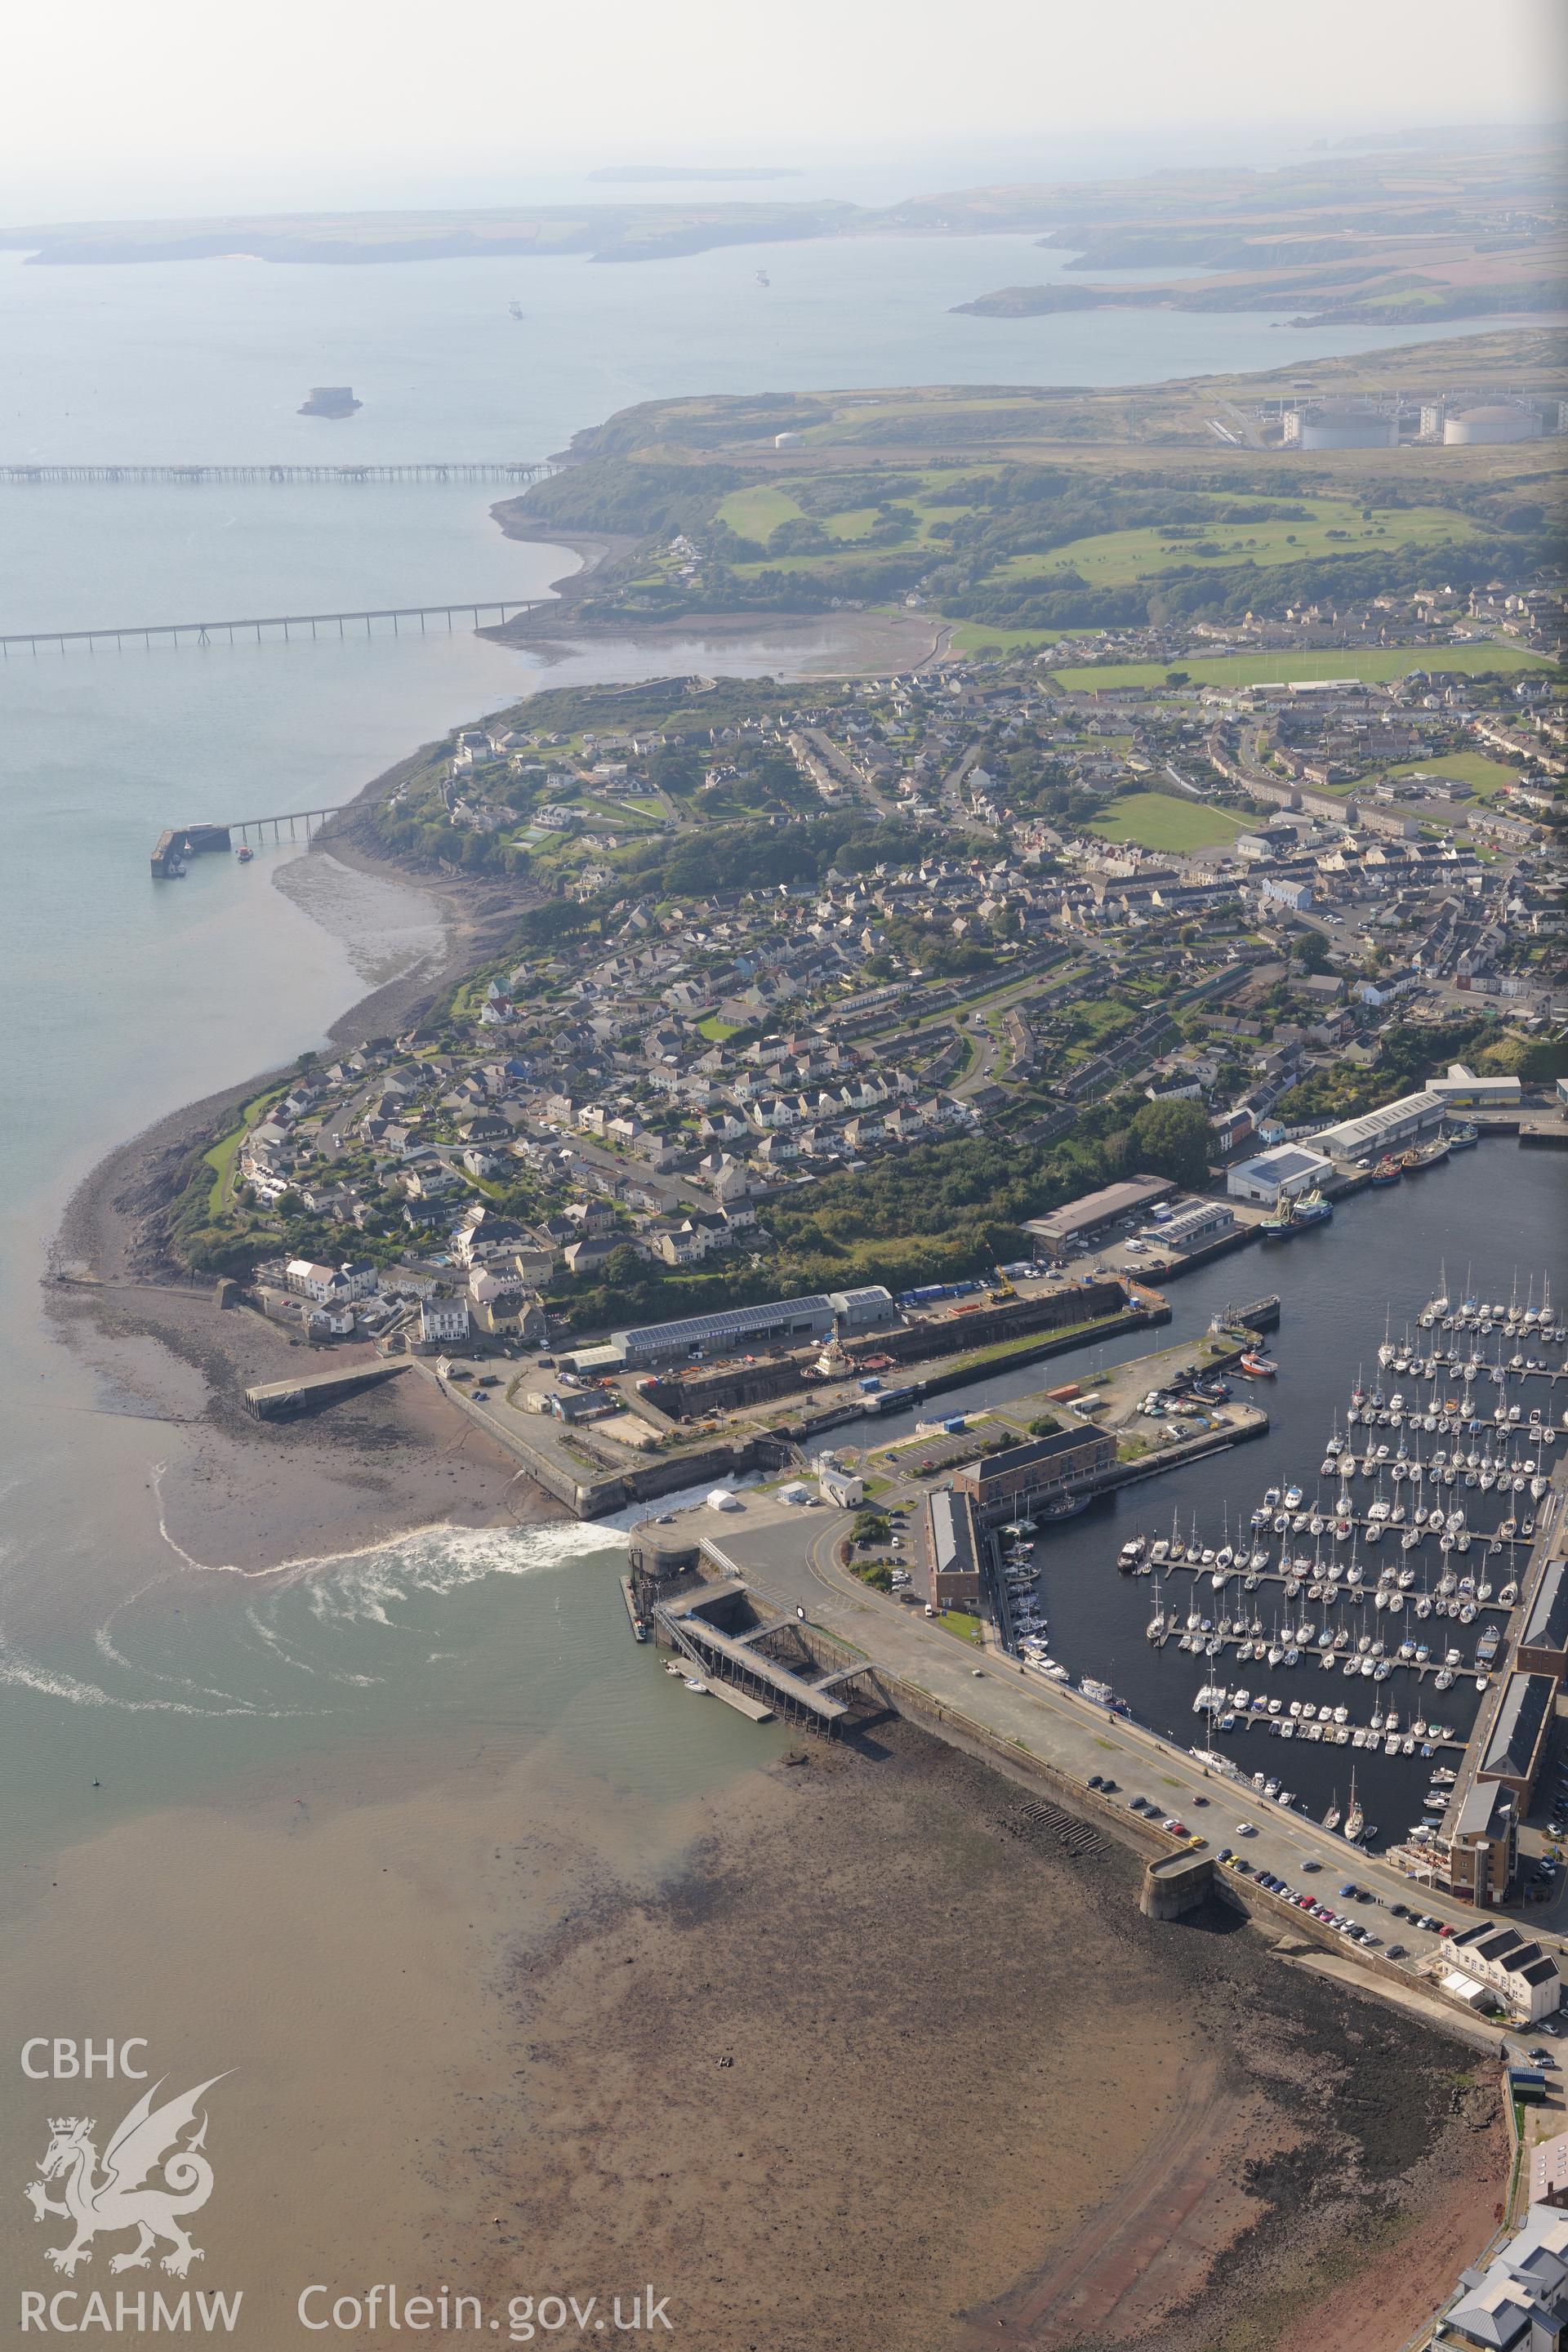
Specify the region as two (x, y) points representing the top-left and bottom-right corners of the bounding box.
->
(1290, 404), (1399, 450)
(1443, 404), (1543, 445)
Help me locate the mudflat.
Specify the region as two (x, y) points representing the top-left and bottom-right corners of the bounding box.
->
(49, 1280), (559, 1575)
(462, 1724), (1501, 2352)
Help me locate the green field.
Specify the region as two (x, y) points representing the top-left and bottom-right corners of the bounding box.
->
(997, 498), (1481, 588)
(943, 619), (1072, 654)
(716, 483), (810, 539)
(715, 477), (1490, 600)
(1088, 791), (1251, 851)
(1380, 751), (1521, 801)
(1052, 644), (1552, 693)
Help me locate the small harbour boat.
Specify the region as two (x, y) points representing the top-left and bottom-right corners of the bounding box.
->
(1240, 1352), (1278, 1378)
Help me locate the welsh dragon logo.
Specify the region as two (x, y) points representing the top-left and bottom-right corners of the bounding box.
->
(24, 2075), (228, 2278)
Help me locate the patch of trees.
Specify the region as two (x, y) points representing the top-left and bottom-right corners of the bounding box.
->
(618, 815), (947, 899)
(522, 457), (749, 541)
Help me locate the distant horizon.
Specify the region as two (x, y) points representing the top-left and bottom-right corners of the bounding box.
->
(0, 114), (1561, 238)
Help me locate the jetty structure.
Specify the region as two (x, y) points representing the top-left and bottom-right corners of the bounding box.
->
(152, 808), (345, 875)
(11, 595), (546, 659)
(0, 460), (550, 485)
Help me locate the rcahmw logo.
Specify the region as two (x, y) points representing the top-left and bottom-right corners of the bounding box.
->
(19, 2041), (242, 2335)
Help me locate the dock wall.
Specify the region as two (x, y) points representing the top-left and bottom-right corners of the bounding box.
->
(1141, 1852), (1216, 1919)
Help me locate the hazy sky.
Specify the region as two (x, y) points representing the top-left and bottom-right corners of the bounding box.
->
(2, 0), (1561, 219)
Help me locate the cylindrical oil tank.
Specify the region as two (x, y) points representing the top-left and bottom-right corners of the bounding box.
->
(1295, 406), (1399, 450)
(1443, 404), (1543, 445)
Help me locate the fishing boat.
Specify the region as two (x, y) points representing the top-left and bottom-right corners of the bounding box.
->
(1447, 1122), (1478, 1150)
(1370, 1156), (1402, 1187)
(1405, 1136), (1451, 1173)
(1259, 1196), (1297, 1240)
(1294, 1187), (1333, 1227)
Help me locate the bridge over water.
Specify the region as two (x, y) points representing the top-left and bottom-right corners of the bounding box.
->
(5, 598), (546, 655)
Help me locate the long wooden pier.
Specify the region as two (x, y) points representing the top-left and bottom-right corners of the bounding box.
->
(1, 461), (550, 487)
(5, 599), (545, 655)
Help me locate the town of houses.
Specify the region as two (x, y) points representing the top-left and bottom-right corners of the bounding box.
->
(220, 596), (1562, 1352)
